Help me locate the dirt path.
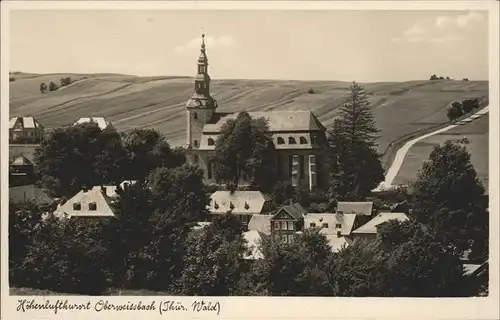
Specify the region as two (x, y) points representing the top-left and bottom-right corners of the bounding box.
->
(372, 105), (490, 192)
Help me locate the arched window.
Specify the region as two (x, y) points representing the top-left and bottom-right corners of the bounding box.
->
(288, 137), (297, 144)
(207, 160), (213, 179)
(208, 138), (215, 146)
(193, 112), (198, 120)
(277, 137), (285, 145)
(299, 136), (308, 144)
(193, 140), (198, 148)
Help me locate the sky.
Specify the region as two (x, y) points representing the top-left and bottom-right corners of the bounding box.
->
(9, 9), (489, 82)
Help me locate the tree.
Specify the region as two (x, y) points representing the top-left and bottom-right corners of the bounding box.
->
(148, 164), (209, 223)
(439, 76), (445, 80)
(447, 101), (463, 122)
(214, 112), (276, 191)
(446, 76), (450, 80)
(252, 230), (334, 296)
(34, 123), (127, 197)
(327, 82), (384, 199)
(122, 129), (185, 180)
(430, 74), (438, 80)
(462, 98), (480, 114)
(412, 141), (487, 255)
(40, 83), (47, 94)
(49, 81), (58, 91)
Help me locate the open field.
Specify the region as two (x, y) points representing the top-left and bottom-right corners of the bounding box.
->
(393, 113), (489, 189)
(10, 73), (489, 167)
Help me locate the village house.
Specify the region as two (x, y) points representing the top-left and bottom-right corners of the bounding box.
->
(184, 34), (330, 191)
(351, 211), (409, 240)
(269, 201), (307, 244)
(54, 185), (117, 219)
(9, 155), (36, 186)
(9, 116), (44, 143)
(73, 117), (112, 130)
(208, 190), (275, 226)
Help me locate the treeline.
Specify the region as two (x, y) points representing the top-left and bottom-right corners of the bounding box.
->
(429, 74), (470, 81)
(9, 140), (488, 296)
(39, 77), (73, 94)
(447, 98), (482, 122)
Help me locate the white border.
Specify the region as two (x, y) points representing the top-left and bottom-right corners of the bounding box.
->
(1, 1), (499, 320)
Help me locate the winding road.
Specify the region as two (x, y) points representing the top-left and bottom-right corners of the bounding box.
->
(372, 105), (490, 192)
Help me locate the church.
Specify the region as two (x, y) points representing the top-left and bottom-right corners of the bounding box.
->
(185, 34), (330, 191)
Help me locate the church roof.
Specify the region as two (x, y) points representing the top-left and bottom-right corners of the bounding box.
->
(9, 117), (43, 130)
(203, 111), (326, 133)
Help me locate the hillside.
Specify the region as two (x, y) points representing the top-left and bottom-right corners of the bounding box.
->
(9, 73), (489, 166)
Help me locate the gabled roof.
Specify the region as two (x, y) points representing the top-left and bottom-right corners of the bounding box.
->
(10, 155), (34, 166)
(272, 202), (306, 220)
(352, 212), (409, 234)
(54, 186), (115, 218)
(73, 117), (111, 130)
(203, 111), (326, 133)
(248, 214), (272, 235)
(337, 201), (374, 216)
(9, 117), (43, 130)
(208, 191), (271, 215)
(243, 230), (264, 260)
(9, 185), (52, 204)
(305, 213), (357, 236)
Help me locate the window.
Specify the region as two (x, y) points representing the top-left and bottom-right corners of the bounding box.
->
(335, 223), (342, 229)
(299, 136), (308, 144)
(288, 137), (297, 144)
(73, 203), (81, 211)
(288, 235), (294, 243)
(89, 202), (97, 211)
(277, 137), (285, 145)
(193, 112), (198, 120)
(275, 221), (280, 230)
(207, 138), (215, 146)
(281, 221), (287, 230)
(288, 155), (293, 178)
(322, 223), (329, 228)
(310, 222), (316, 228)
(287, 221), (294, 231)
(299, 155), (305, 179)
(207, 161), (213, 179)
(193, 140), (198, 148)
(311, 134), (317, 144)
(281, 235), (288, 243)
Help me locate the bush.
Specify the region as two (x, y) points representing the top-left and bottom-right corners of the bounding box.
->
(308, 88), (315, 94)
(49, 81), (58, 92)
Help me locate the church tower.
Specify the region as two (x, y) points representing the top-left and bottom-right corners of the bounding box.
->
(186, 33), (218, 150)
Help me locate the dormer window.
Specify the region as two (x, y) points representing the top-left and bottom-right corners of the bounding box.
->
(335, 223), (342, 229)
(214, 201), (219, 210)
(229, 202), (235, 210)
(244, 201), (250, 210)
(299, 136), (308, 144)
(310, 222), (316, 228)
(89, 202), (97, 211)
(288, 137), (296, 144)
(322, 223), (329, 228)
(208, 138), (215, 146)
(73, 202), (81, 211)
(277, 137), (285, 145)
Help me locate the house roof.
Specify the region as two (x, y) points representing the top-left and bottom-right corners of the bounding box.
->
(324, 235), (352, 253)
(202, 111), (326, 133)
(243, 230), (264, 260)
(337, 201), (374, 216)
(352, 212), (409, 234)
(9, 117), (43, 130)
(208, 191), (271, 215)
(272, 202), (307, 220)
(248, 214), (272, 235)
(54, 186), (115, 218)
(73, 117), (111, 130)
(305, 213), (357, 235)
(9, 185), (52, 204)
(10, 155), (34, 166)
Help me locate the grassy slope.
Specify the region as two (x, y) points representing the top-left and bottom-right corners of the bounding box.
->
(10, 73), (489, 168)
(393, 113), (489, 190)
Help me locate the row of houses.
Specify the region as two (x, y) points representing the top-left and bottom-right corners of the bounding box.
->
(8, 116), (112, 144)
(34, 184), (409, 259)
